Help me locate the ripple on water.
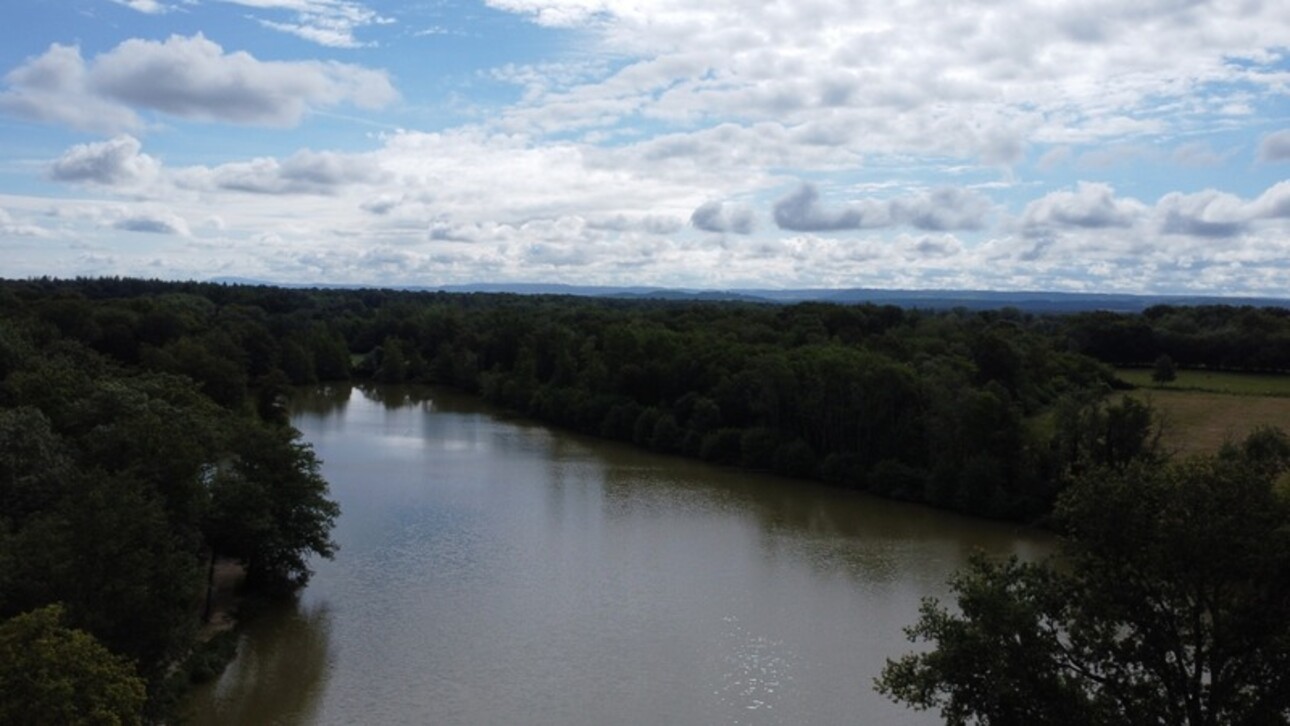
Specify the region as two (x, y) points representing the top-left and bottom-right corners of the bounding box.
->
(713, 615), (800, 726)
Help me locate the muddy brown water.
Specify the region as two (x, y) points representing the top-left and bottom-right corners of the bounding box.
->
(186, 385), (1051, 725)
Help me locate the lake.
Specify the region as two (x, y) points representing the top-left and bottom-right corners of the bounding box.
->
(187, 385), (1050, 725)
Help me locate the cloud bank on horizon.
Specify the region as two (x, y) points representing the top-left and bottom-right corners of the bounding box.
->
(1, 0), (1289, 294)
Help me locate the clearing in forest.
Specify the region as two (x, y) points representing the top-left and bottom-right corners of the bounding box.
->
(1114, 368), (1290, 455)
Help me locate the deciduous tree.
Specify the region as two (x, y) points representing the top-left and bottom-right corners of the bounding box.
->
(878, 432), (1290, 725)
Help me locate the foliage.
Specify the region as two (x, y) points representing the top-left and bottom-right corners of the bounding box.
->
(877, 433), (1290, 725)
(206, 423), (339, 591)
(0, 605), (147, 726)
(1152, 354), (1177, 383)
(0, 293), (341, 715)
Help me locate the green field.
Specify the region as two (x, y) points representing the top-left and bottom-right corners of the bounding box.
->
(1115, 368), (1290, 397)
(1111, 368), (1290, 455)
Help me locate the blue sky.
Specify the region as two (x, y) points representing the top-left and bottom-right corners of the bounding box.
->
(2, 0), (1289, 293)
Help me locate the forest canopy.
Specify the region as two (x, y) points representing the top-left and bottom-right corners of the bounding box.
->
(2, 276), (1288, 722)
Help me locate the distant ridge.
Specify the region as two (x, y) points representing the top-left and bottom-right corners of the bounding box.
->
(206, 278), (1290, 313)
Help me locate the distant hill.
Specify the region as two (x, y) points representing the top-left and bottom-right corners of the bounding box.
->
(207, 278), (1289, 313)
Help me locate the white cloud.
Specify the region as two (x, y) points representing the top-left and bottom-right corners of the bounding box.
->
(0, 207), (54, 238)
(177, 149), (388, 195)
(0, 44), (140, 132)
(49, 135), (160, 186)
(773, 182), (991, 233)
(774, 183), (892, 232)
(1157, 189), (1249, 238)
(1021, 182), (1146, 234)
(691, 200), (755, 234)
(217, 0), (394, 48)
(893, 188), (994, 232)
(109, 0), (173, 14)
(482, 0), (1290, 170)
(0, 34), (397, 132)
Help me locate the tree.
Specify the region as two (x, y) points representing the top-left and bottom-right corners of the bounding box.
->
(1152, 354), (1177, 383)
(877, 434), (1290, 725)
(0, 605), (146, 726)
(205, 422), (339, 591)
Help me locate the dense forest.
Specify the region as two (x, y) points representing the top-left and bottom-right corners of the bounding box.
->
(2, 276), (1289, 722)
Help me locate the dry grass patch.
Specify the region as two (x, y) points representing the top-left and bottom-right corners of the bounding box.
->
(1126, 389), (1290, 456)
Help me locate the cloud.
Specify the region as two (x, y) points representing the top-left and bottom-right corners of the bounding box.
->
(1021, 182), (1145, 234)
(773, 183), (882, 232)
(0, 207), (53, 238)
(893, 188), (993, 232)
(0, 44), (140, 132)
(907, 234), (964, 259)
(111, 208), (190, 235)
(109, 0), (172, 13)
(0, 34), (397, 132)
(1245, 181), (1290, 221)
(1171, 141), (1232, 167)
(773, 182), (990, 233)
(180, 149), (388, 195)
(1157, 190), (1250, 238)
(482, 0), (1290, 170)
(691, 200), (754, 234)
(216, 0), (394, 48)
(49, 135), (159, 186)
(1257, 130), (1290, 163)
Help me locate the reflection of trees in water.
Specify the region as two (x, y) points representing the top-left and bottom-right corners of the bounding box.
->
(355, 383), (436, 410)
(288, 384), (353, 417)
(186, 600), (332, 726)
(590, 444), (1050, 583)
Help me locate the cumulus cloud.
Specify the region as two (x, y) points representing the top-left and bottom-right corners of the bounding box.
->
(1157, 190), (1250, 238)
(1257, 130), (1290, 163)
(0, 44), (140, 132)
(180, 149), (388, 195)
(773, 183), (990, 233)
(773, 183), (885, 232)
(1021, 182), (1145, 234)
(894, 188), (993, 232)
(483, 0), (1290, 169)
(1248, 182), (1290, 220)
(112, 208), (190, 236)
(0, 34), (397, 132)
(907, 234), (964, 259)
(217, 0), (395, 48)
(49, 135), (159, 186)
(691, 200), (755, 234)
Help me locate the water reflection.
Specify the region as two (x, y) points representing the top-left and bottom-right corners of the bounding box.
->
(287, 383), (353, 417)
(185, 600), (333, 726)
(192, 385), (1051, 726)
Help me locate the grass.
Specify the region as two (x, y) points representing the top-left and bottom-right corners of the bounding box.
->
(1117, 389), (1290, 456)
(1111, 369), (1290, 455)
(1115, 368), (1290, 397)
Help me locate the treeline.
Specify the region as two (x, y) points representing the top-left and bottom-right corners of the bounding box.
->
(4, 277), (1197, 522)
(7, 278), (1285, 531)
(0, 282), (340, 721)
(1066, 304), (1290, 370)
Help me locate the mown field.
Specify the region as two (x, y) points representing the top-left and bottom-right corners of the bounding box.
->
(1116, 369), (1290, 455)
(1115, 368), (1290, 396)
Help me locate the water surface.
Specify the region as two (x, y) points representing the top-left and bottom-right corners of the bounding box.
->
(188, 385), (1050, 725)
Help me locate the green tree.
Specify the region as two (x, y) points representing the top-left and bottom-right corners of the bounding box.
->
(0, 605), (146, 726)
(877, 437), (1290, 725)
(206, 423), (339, 591)
(1152, 354), (1177, 383)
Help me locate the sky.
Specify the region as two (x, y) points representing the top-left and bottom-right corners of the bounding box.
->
(1, 0), (1289, 294)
